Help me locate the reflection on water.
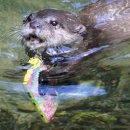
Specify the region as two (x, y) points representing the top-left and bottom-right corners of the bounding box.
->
(39, 82), (107, 101)
(1, 0), (130, 130)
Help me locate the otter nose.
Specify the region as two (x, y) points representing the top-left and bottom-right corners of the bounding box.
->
(30, 21), (40, 29)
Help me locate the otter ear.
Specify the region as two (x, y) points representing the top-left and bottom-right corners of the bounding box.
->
(74, 24), (87, 37)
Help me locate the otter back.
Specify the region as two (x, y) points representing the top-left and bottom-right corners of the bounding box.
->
(80, 0), (130, 44)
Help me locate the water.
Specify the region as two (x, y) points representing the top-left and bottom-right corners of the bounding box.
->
(1, 0), (130, 130)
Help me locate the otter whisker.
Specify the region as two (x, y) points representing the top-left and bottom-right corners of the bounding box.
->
(10, 29), (22, 33)
(9, 25), (22, 35)
(10, 24), (22, 29)
(8, 31), (21, 39)
(0, 31), (14, 42)
(16, 34), (22, 41)
(0, 29), (22, 43)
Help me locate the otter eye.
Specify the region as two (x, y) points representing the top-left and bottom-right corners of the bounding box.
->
(50, 21), (58, 26)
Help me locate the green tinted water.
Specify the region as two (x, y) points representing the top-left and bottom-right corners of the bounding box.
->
(1, 0), (130, 130)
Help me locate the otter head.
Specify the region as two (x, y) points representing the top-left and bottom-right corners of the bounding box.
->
(21, 9), (86, 50)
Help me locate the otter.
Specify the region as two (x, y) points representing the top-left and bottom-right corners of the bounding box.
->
(21, 0), (130, 51)
(21, 9), (86, 50)
(21, 0), (130, 84)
